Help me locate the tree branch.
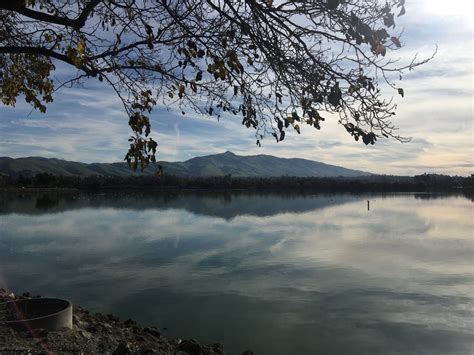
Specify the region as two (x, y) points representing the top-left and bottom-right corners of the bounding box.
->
(0, 46), (94, 75)
(1, 0), (102, 30)
(15, 7), (76, 28)
(75, 0), (102, 29)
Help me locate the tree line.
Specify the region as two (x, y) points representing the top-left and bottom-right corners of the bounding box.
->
(1, 172), (473, 193)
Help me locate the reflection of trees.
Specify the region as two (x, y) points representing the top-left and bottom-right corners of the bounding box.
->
(0, 190), (472, 219)
(414, 192), (474, 201)
(35, 194), (59, 210)
(1, 191), (363, 219)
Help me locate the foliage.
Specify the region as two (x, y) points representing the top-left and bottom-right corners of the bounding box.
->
(4, 172), (473, 193)
(0, 0), (433, 169)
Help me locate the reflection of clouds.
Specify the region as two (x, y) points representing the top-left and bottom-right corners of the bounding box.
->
(2, 195), (473, 292)
(1, 193), (473, 354)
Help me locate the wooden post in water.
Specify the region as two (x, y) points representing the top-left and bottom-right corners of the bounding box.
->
(367, 200), (370, 211)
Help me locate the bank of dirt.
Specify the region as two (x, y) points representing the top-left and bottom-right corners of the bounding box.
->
(0, 290), (250, 355)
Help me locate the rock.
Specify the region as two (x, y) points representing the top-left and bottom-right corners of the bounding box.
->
(73, 315), (89, 328)
(97, 342), (109, 352)
(37, 329), (49, 338)
(86, 325), (98, 333)
(107, 314), (120, 322)
(177, 339), (203, 355)
(112, 342), (132, 355)
(203, 343), (225, 355)
(143, 327), (160, 338)
(0, 291), (227, 355)
(135, 335), (146, 342)
(124, 318), (136, 327)
(79, 330), (91, 339)
(20, 331), (31, 339)
(21, 329), (48, 339)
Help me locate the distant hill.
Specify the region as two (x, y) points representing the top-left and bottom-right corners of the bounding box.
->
(0, 157), (135, 177)
(0, 152), (371, 178)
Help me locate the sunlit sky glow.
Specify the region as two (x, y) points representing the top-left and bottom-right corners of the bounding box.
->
(0, 0), (472, 176)
(428, 0), (474, 23)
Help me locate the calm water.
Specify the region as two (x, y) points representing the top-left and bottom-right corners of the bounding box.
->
(0, 192), (473, 354)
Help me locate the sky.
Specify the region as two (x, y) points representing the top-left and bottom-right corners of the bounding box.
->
(0, 0), (473, 176)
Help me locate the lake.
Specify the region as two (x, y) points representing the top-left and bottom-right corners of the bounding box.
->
(0, 191), (473, 354)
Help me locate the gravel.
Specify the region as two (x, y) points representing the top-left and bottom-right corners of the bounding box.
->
(0, 289), (229, 355)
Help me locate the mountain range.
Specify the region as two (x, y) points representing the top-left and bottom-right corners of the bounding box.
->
(0, 151), (371, 178)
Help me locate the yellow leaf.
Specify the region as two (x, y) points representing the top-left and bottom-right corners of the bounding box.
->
(375, 43), (386, 56)
(77, 38), (86, 57)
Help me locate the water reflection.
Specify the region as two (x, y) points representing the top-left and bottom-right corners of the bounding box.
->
(0, 192), (473, 354)
(0, 191), (363, 219)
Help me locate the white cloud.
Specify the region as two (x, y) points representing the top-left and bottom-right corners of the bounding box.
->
(0, 1), (472, 175)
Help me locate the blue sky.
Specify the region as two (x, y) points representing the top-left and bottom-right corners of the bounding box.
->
(0, 0), (472, 176)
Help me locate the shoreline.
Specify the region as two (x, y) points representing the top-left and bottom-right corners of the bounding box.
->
(0, 290), (235, 355)
(1, 186), (472, 194)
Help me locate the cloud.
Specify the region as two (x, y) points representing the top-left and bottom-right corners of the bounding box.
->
(0, 1), (472, 175)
